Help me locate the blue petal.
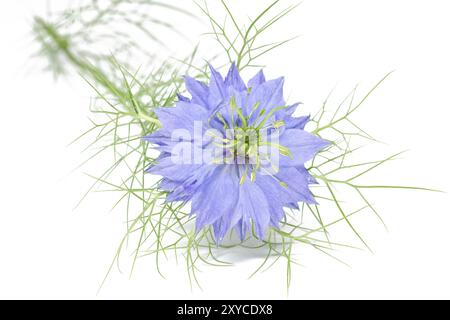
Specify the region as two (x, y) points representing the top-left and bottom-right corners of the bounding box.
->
(159, 178), (178, 192)
(177, 93), (190, 102)
(154, 102), (208, 136)
(208, 64), (227, 109)
(255, 173), (299, 213)
(271, 102), (302, 127)
(247, 77), (285, 123)
(275, 167), (318, 204)
(143, 132), (177, 145)
(167, 164), (217, 202)
(224, 62), (247, 91)
(278, 129), (330, 166)
(146, 155), (203, 181)
(233, 179), (271, 240)
(253, 178), (286, 228)
(285, 115), (310, 130)
(247, 69), (266, 89)
(191, 166), (240, 235)
(282, 102), (301, 118)
(184, 76), (209, 108)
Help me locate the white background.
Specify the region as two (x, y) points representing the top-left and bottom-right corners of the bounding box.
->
(0, 0), (449, 299)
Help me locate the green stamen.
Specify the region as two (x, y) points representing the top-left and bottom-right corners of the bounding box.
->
(273, 120), (285, 129)
(216, 112), (228, 129)
(256, 105), (290, 130)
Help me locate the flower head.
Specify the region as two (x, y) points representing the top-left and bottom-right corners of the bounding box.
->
(144, 63), (329, 242)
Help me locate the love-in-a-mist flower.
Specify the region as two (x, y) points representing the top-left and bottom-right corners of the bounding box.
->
(144, 63), (329, 242)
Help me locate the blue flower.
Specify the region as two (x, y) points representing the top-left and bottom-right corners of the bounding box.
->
(144, 63), (329, 243)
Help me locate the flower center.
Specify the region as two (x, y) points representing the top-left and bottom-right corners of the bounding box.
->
(210, 96), (294, 186)
(231, 127), (259, 162)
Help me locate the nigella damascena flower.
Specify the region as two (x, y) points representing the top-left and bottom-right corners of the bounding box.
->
(144, 63), (329, 242)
